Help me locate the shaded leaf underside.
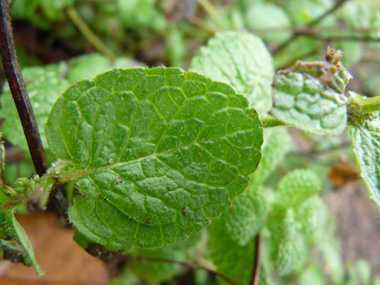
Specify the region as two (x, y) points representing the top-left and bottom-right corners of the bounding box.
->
(46, 67), (263, 250)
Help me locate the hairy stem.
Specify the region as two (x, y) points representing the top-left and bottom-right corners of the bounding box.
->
(67, 7), (117, 60)
(261, 116), (286, 128)
(250, 233), (262, 285)
(0, 0), (48, 177)
(351, 96), (380, 115)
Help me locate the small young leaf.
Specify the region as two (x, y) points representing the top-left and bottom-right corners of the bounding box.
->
(270, 209), (303, 276)
(350, 113), (380, 210)
(273, 169), (321, 213)
(220, 187), (268, 246)
(249, 127), (291, 186)
(190, 31), (274, 114)
(271, 67), (349, 135)
(208, 219), (255, 285)
(0, 208), (45, 275)
(0, 64), (70, 155)
(46, 67), (263, 250)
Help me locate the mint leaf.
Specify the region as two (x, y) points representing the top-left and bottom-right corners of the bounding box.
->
(220, 187), (267, 246)
(273, 169), (321, 213)
(209, 219), (255, 285)
(0, 63), (70, 155)
(0, 208), (45, 275)
(190, 31), (274, 114)
(46, 67), (263, 250)
(269, 209), (304, 276)
(272, 69), (349, 136)
(250, 127), (291, 186)
(128, 233), (202, 283)
(350, 113), (380, 210)
(66, 54), (112, 84)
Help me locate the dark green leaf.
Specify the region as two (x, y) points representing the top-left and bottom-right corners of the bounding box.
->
(46, 67), (263, 250)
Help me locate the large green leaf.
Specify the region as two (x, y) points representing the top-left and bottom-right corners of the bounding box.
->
(190, 31), (274, 114)
(0, 208), (45, 275)
(46, 67), (263, 250)
(350, 113), (380, 210)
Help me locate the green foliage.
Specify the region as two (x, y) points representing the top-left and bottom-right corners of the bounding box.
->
(245, 2), (293, 44)
(271, 53), (351, 135)
(0, 208), (45, 275)
(128, 233), (202, 283)
(0, 63), (69, 156)
(46, 67), (263, 251)
(272, 169), (321, 213)
(209, 218), (256, 285)
(190, 31), (274, 114)
(350, 113), (380, 210)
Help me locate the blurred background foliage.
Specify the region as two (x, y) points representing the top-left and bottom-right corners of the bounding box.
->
(1, 0), (380, 284)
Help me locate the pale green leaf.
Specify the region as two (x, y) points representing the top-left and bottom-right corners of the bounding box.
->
(273, 169), (321, 213)
(0, 208), (45, 275)
(220, 188), (267, 246)
(270, 209), (303, 276)
(0, 63), (70, 155)
(66, 53), (112, 84)
(350, 113), (380, 210)
(46, 67), (263, 250)
(190, 31), (274, 114)
(285, 0), (334, 25)
(271, 71), (348, 135)
(250, 127), (291, 186)
(245, 3), (293, 45)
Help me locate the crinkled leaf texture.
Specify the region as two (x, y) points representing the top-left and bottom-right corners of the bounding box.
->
(350, 113), (380, 210)
(272, 71), (348, 135)
(0, 208), (45, 275)
(46, 67), (263, 251)
(219, 127), (291, 246)
(190, 31), (274, 114)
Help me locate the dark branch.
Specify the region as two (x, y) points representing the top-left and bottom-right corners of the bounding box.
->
(272, 0), (348, 55)
(0, 0), (48, 176)
(250, 233), (262, 285)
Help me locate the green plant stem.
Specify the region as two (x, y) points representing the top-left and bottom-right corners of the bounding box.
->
(66, 7), (117, 60)
(261, 116), (286, 128)
(352, 96), (380, 114)
(197, 0), (224, 30)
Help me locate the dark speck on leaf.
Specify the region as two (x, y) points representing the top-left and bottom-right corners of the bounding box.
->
(182, 207), (190, 216)
(115, 176), (122, 184)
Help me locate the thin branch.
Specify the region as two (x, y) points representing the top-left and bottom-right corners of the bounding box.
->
(127, 256), (238, 285)
(250, 233), (262, 285)
(197, 0), (225, 30)
(273, 0), (348, 55)
(66, 7), (117, 60)
(0, 0), (48, 176)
